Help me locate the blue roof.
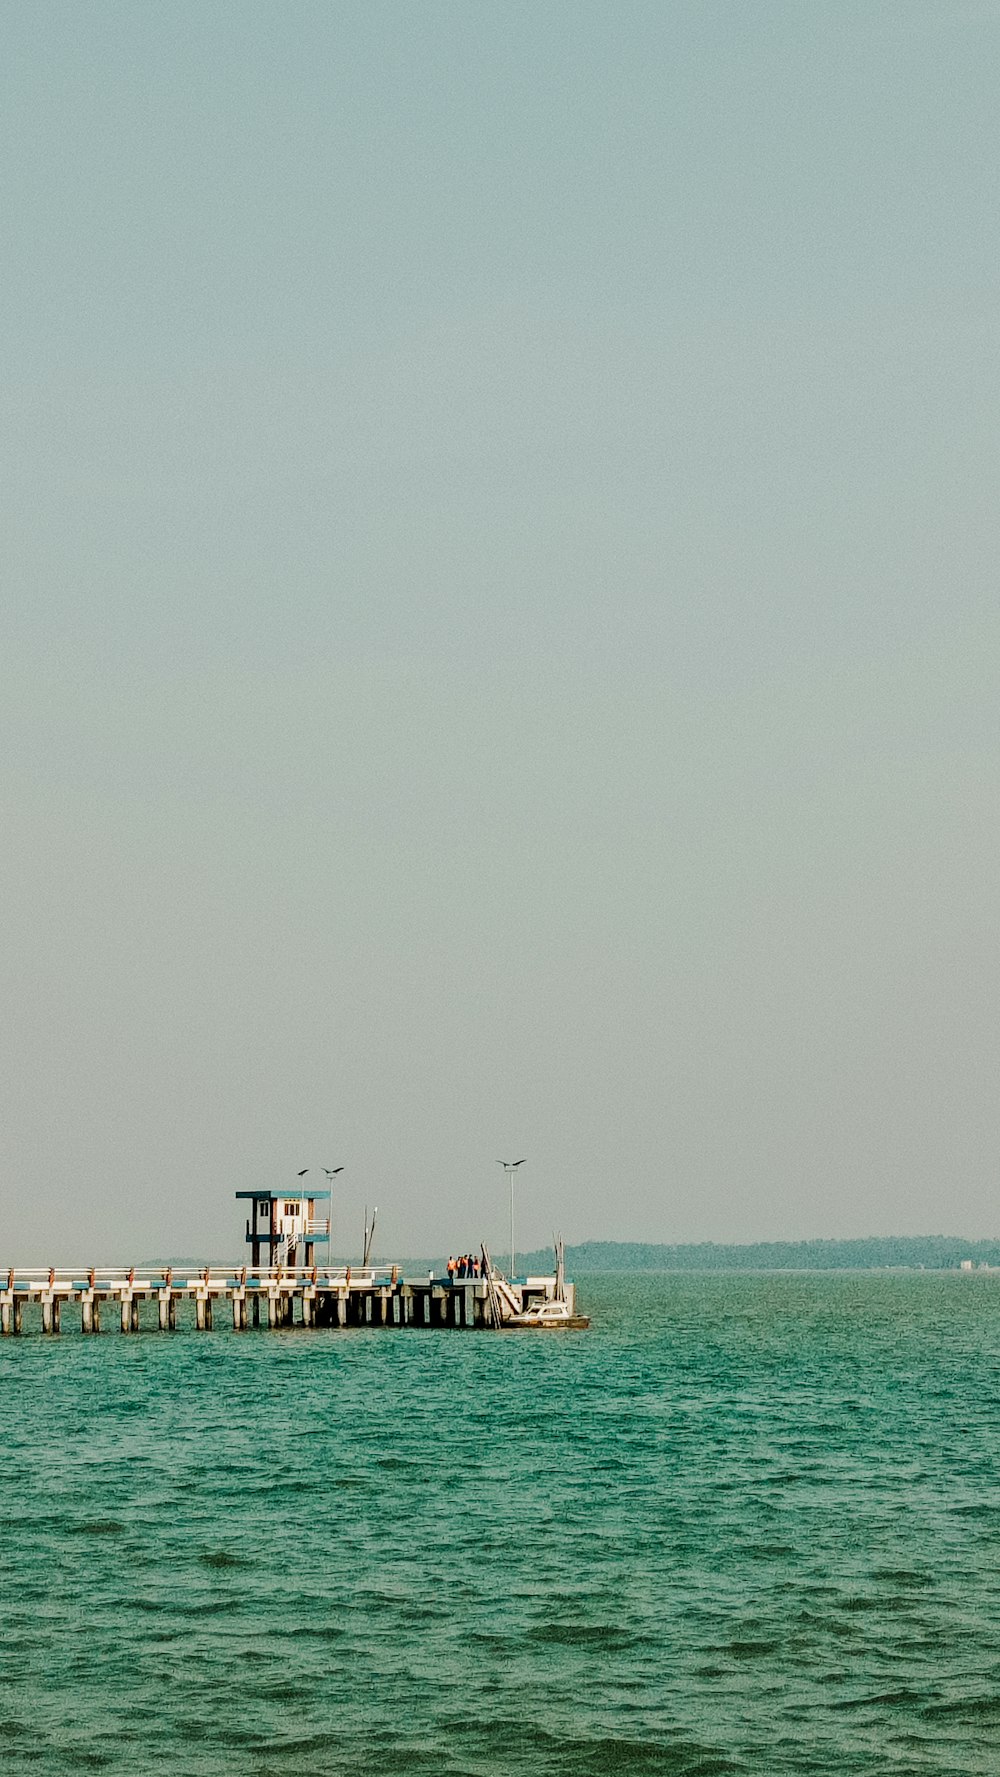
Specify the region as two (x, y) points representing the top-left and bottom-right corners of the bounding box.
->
(234, 1190), (331, 1201)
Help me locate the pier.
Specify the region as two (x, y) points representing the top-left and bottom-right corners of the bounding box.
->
(0, 1261), (575, 1336)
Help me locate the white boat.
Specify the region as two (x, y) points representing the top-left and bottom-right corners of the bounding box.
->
(505, 1296), (589, 1330)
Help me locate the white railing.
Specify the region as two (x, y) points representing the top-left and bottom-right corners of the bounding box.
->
(0, 1265), (384, 1292)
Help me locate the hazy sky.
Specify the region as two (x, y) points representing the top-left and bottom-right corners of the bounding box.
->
(3, 1), (997, 1263)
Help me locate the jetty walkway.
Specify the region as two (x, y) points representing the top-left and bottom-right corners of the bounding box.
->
(0, 1263), (561, 1335)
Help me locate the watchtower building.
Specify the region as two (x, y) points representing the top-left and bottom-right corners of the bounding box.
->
(236, 1190), (331, 1268)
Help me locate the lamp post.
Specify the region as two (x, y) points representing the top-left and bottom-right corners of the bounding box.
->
(297, 1166), (344, 1270)
(321, 1168), (344, 1269)
(497, 1159), (527, 1279)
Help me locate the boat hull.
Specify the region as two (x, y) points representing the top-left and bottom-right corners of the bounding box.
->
(504, 1313), (590, 1330)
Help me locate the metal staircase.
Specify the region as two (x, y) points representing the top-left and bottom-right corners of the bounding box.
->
(480, 1246), (522, 1326)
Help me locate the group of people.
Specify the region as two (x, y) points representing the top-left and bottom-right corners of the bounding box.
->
(446, 1252), (483, 1281)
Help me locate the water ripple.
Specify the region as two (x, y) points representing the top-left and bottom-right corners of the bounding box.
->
(3, 1273), (1000, 1773)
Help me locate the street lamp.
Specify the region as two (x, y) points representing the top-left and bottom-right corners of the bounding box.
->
(497, 1159), (527, 1279)
(322, 1169), (344, 1268)
(297, 1166), (344, 1270)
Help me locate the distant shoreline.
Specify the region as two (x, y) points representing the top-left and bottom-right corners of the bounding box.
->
(508, 1237), (1000, 1275)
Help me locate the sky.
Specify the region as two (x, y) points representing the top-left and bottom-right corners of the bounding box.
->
(2, 1), (997, 1264)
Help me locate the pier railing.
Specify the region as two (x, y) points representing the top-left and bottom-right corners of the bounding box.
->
(2, 1265), (386, 1291)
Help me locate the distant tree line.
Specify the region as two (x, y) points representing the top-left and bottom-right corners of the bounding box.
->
(515, 1236), (1000, 1273)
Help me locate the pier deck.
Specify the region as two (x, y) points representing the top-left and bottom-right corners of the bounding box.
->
(0, 1265), (573, 1335)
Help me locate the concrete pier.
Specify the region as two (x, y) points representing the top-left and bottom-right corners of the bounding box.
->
(0, 1263), (575, 1337)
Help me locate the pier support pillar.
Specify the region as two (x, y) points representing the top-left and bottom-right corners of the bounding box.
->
(158, 1292), (172, 1332)
(302, 1292), (313, 1328)
(42, 1297), (54, 1334)
(232, 1292), (247, 1330)
(130, 1297), (140, 1333)
(12, 1298), (23, 1335)
(452, 1291), (462, 1327)
(82, 1295), (94, 1334)
(380, 1291), (388, 1325)
(1, 1301), (11, 1336)
(422, 1293), (431, 1326)
(464, 1286), (474, 1329)
(267, 1294), (279, 1329)
(120, 1294), (131, 1333)
(364, 1295), (372, 1324)
(337, 1293), (347, 1327)
(438, 1293), (448, 1325)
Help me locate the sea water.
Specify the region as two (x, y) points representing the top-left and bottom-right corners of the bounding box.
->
(2, 1272), (1000, 1775)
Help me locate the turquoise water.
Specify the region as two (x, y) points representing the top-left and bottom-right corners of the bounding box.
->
(3, 1272), (1000, 1775)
